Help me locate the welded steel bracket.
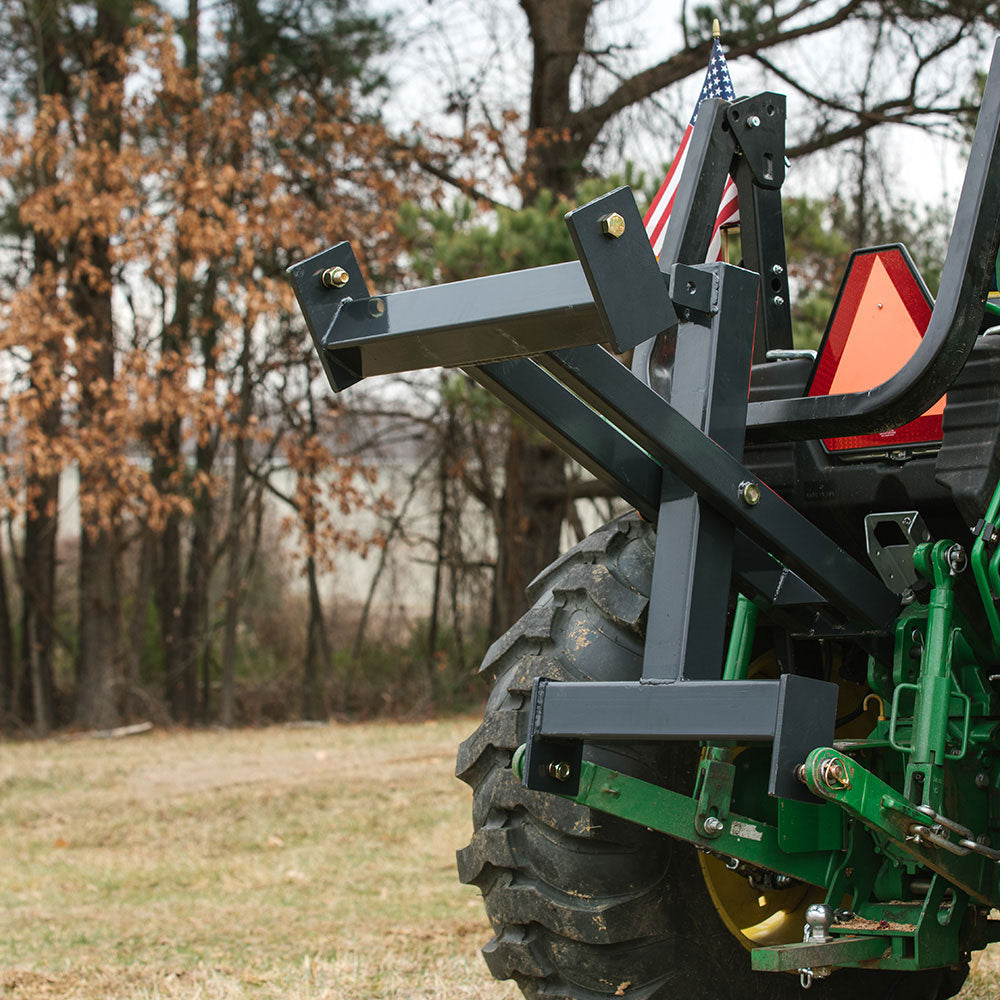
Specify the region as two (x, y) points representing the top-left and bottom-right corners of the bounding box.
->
(522, 673), (837, 803)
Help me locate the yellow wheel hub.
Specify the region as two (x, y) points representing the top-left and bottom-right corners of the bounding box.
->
(699, 650), (875, 950)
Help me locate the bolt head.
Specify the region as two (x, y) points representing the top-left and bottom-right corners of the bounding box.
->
(548, 761), (571, 782)
(747, 114), (761, 128)
(703, 816), (725, 835)
(321, 265), (350, 288)
(771, 263), (784, 275)
(739, 481), (761, 506)
(599, 212), (626, 238)
(976, 772), (991, 790)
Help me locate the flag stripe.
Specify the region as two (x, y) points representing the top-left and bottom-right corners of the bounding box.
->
(646, 131), (692, 256)
(644, 37), (738, 264)
(643, 125), (692, 232)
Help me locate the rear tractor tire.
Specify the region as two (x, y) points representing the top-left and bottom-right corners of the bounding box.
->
(456, 514), (968, 1000)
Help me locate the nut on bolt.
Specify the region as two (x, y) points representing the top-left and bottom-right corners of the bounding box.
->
(599, 212), (626, 238)
(547, 761), (572, 782)
(703, 816), (725, 836)
(739, 480), (761, 506)
(321, 266), (350, 288)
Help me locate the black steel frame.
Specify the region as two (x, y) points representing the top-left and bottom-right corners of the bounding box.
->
(288, 39), (1000, 801)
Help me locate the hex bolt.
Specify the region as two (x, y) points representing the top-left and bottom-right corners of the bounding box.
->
(599, 212), (626, 238)
(739, 480), (761, 506)
(772, 295), (785, 306)
(547, 761), (572, 782)
(321, 266), (350, 288)
(747, 114), (761, 128)
(703, 816), (725, 835)
(976, 772), (991, 790)
(771, 263), (784, 275)
(774, 874), (792, 888)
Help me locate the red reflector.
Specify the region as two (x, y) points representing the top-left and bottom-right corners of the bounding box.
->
(807, 244), (940, 453)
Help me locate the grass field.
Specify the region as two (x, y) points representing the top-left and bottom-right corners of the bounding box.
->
(0, 718), (998, 999)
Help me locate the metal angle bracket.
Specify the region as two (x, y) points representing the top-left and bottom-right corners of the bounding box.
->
(864, 511), (932, 594)
(669, 262), (720, 319)
(564, 186), (677, 352)
(727, 93), (787, 190)
(770, 673), (838, 802)
(522, 679), (585, 796)
(287, 242), (372, 391)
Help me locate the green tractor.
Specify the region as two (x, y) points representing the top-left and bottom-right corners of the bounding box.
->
(290, 39), (1000, 1000)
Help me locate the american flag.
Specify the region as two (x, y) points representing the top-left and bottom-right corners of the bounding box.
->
(644, 35), (739, 262)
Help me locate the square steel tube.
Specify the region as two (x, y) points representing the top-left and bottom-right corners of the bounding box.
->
(539, 345), (899, 632)
(534, 679), (782, 742)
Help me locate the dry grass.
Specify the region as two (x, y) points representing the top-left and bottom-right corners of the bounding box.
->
(0, 718), (517, 999)
(0, 718), (996, 999)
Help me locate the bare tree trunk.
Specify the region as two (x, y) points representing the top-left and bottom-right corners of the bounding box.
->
(73, 0), (127, 731)
(492, 424), (566, 632)
(76, 526), (122, 729)
(0, 519), (12, 717)
(219, 328), (254, 726)
(351, 449), (434, 659)
(178, 472), (213, 724)
(19, 475), (57, 733)
(301, 384), (330, 721)
(125, 529), (155, 720)
(303, 551), (331, 721)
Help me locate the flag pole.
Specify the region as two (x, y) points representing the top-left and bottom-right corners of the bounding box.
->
(713, 16), (734, 263)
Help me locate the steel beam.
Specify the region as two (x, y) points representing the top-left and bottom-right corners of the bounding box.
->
(538, 344), (900, 631)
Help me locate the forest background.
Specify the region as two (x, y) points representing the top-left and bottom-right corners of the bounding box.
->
(1, 0), (996, 734)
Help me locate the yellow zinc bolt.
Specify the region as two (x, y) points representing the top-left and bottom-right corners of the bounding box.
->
(321, 266), (350, 288)
(599, 212), (626, 238)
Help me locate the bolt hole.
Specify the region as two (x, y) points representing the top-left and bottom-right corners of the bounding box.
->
(770, 277), (781, 292)
(721, 120), (730, 132)
(731, 110), (741, 121)
(686, 281), (697, 295)
(766, 103), (776, 116)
